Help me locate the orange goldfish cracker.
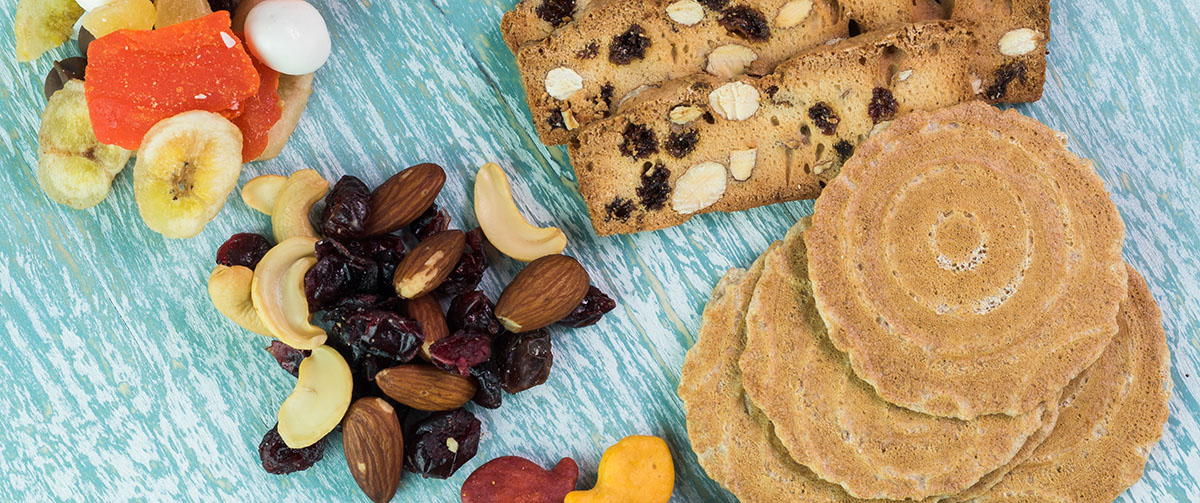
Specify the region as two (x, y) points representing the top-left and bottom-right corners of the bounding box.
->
(565, 435), (674, 503)
(85, 11), (259, 150)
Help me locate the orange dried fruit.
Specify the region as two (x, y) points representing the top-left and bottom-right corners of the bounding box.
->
(80, 0), (156, 37)
(230, 52), (282, 162)
(84, 11), (259, 150)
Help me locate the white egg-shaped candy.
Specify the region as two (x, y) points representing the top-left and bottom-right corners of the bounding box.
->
(244, 0), (332, 75)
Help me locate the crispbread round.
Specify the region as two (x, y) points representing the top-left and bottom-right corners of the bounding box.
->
(740, 218), (1054, 501)
(974, 265), (1172, 503)
(806, 101), (1127, 419)
(678, 248), (871, 503)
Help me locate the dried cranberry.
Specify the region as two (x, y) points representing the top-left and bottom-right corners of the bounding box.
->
(764, 85), (779, 99)
(867, 87), (898, 123)
(404, 409), (482, 479)
(469, 361), (503, 409)
(429, 330), (492, 376)
(637, 162), (671, 210)
(266, 341), (308, 377)
(808, 102), (840, 136)
(216, 233), (271, 269)
(619, 122), (657, 159)
(408, 204), (451, 242)
(259, 424), (325, 474)
(698, 0), (727, 9)
(547, 109), (568, 131)
(664, 129), (698, 158)
(536, 0), (575, 27)
(608, 24), (650, 65)
(497, 329), (553, 394)
(558, 286), (617, 328)
(437, 228), (488, 297)
(342, 310), (424, 362)
(446, 290), (501, 336)
(605, 198), (634, 221)
(320, 175), (371, 239)
(834, 140), (855, 163)
(305, 239), (381, 311)
(985, 61), (1027, 101)
(718, 6), (770, 41)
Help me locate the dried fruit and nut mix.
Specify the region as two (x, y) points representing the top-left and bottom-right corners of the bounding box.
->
(205, 162), (616, 499)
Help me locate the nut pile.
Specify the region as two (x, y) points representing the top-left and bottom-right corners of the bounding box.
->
(207, 162), (616, 501)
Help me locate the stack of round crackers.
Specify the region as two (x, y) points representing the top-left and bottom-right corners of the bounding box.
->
(679, 102), (1172, 503)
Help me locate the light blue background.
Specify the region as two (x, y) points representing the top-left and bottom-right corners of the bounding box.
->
(0, 0), (1196, 501)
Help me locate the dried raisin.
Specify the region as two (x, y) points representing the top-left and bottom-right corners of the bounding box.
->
(577, 41), (599, 59)
(664, 129), (699, 158)
(609, 24), (650, 65)
(536, 0), (575, 27)
(469, 360), (503, 409)
(867, 87), (898, 123)
(985, 62), (1027, 101)
(605, 198), (634, 221)
(320, 175), (371, 239)
(808, 102), (840, 135)
(619, 122), (658, 159)
(834, 140), (855, 162)
(718, 6), (770, 41)
(259, 424), (325, 474)
(447, 290), (501, 337)
(547, 109), (568, 131)
(497, 329), (553, 394)
(408, 204), (451, 242)
(698, 0), (728, 9)
(637, 162), (671, 210)
(558, 286), (617, 328)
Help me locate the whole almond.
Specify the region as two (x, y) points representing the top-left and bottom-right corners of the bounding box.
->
(343, 398), (404, 503)
(394, 230), (465, 299)
(376, 364), (477, 411)
(405, 294), (449, 360)
(363, 163), (446, 236)
(495, 254), (590, 332)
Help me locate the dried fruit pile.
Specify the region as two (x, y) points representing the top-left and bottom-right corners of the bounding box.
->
(208, 162), (615, 501)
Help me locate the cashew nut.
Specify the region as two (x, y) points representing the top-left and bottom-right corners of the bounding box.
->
(277, 345), (353, 448)
(242, 174), (287, 215)
(251, 236), (327, 350)
(208, 265), (272, 336)
(272, 169), (328, 243)
(474, 162), (567, 262)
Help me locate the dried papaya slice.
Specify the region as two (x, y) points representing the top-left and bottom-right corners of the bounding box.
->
(231, 51), (282, 162)
(85, 11), (259, 150)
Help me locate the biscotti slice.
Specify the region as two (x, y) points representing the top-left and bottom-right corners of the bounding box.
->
(501, 0), (944, 54)
(514, 0), (949, 146)
(569, 21), (987, 235)
(952, 0), (1050, 103)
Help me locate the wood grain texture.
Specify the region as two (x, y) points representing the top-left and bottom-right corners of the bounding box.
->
(0, 0), (1197, 501)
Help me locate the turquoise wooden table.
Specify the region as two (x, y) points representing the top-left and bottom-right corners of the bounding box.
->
(1, 0), (1198, 501)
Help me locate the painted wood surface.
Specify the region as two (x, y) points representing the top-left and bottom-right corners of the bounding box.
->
(0, 0), (1197, 501)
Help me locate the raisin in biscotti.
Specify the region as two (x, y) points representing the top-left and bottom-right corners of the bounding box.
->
(952, 0), (1050, 102)
(514, 0), (948, 146)
(569, 18), (1048, 235)
(501, 0), (614, 53)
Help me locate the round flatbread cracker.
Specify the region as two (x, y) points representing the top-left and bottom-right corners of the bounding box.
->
(806, 101), (1127, 419)
(741, 218), (1055, 500)
(974, 265), (1172, 502)
(678, 248), (869, 503)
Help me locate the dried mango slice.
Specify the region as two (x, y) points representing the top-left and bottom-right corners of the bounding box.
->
(231, 52), (282, 162)
(85, 11), (259, 150)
